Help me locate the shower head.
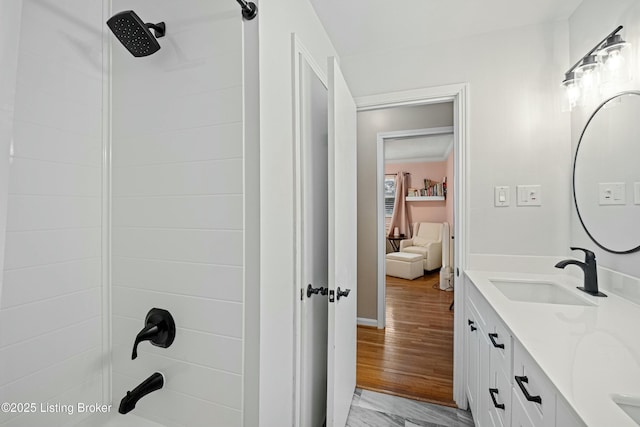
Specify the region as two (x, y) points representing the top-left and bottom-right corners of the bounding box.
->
(107, 10), (166, 57)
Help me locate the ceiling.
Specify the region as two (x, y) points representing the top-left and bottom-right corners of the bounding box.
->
(308, 0), (583, 57)
(385, 133), (453, 163)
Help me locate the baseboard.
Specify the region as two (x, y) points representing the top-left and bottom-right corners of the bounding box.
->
(357, 317), (378, 327)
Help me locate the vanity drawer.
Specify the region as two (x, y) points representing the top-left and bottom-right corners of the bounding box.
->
(511, 388), (536, 427)
(487, 368), (512, 427)
(487, 311), (512, 378)
(513, 342), (556, 427)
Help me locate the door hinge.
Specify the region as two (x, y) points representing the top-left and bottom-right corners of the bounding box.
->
(300, 289), (303, 301)
(329, 290), (335, 303)
(456, 268), (460, 277)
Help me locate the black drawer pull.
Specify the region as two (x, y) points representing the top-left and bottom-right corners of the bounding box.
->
(488, 333), (505, 349)
(515, 375), (542, 404)
(468, 319), (477, 332)
(489, 388), (505, 410)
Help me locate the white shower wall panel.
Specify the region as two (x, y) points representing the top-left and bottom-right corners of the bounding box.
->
(112, 195), (242, 230)
(111, 257), (242, 302)
(0, 0), (105, 425)
(110, 0), (245, 425)
(111, 123), (242, 167)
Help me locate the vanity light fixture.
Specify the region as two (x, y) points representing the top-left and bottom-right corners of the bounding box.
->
(562, 25), (631, 111)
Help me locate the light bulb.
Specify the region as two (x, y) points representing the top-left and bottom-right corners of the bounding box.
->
(562, 72), (581, 111)
(606, 49), (624, 71)
(567, 83), (580, 107)
(581, 69), (595, 88)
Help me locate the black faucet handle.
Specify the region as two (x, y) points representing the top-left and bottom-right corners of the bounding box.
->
(570, 247), (596, 262)
(132, 308), (176, 360)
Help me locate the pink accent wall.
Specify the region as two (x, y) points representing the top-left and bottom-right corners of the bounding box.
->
(385, 159), (453, 232)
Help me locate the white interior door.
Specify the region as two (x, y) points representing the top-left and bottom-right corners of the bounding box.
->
(300, 60), (329, 427)
(326, 57), (357, 427)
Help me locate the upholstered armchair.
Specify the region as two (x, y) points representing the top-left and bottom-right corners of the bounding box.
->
(399, 222), (443, 271)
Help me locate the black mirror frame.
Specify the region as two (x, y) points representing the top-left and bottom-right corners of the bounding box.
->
(573, 90), (640, 254)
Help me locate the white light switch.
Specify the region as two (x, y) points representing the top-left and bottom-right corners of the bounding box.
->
(635, 182), (640, 205)
(599, 182), (626, 205)
(494, 186), (510, 207)
(517, 185), (542, 206)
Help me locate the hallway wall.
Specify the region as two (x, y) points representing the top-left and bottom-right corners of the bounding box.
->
(257, 0), (339, 424)
(343, 22), (572, 279)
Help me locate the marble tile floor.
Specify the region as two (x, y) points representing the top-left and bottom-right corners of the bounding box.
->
(346, 389), (474, 427)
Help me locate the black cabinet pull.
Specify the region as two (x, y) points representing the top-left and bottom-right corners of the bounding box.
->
(515, 375), (542, 404)
(489, 388), (505, 410)
(468, 319), (477, 332)
(488, 333), (505, 349)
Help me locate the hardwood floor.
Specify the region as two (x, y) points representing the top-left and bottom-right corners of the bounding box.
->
(356, 271), (456, 407)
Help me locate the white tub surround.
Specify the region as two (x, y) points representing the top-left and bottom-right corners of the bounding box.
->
(466, 269), (640, 427)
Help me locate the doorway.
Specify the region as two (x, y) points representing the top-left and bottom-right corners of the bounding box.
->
(357, 103), (456, 406)
(292, 36), (359, 427)
(354, 85), (469, 409)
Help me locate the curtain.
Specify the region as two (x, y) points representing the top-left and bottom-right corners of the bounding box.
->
(388, 172), (411, 238)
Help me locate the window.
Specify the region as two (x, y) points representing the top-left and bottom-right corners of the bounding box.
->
(384, 177), (396, 217)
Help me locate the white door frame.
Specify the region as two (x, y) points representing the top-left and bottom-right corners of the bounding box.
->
(355, 83), (470, 408)
(292, 33), (328, 427)
(376, 125), (454, 329)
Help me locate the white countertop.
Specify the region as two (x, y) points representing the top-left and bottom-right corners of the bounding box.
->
(465, 270), (640, 427)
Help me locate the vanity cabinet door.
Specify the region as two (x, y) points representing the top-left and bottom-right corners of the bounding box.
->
(486, 366), (512, 427)
(465, 301), (481, 416)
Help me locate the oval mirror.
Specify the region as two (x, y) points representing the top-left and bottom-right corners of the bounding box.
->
(573, 91), (640, 254)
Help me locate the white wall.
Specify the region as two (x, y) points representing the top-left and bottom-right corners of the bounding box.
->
(343, 21), (572, 265)
(110, 1), (247, 425)
(258, 0), (338, 424)
(569, 0), (640, 278)
(357, 103), (453, 320)
(0, 1), (105, 426)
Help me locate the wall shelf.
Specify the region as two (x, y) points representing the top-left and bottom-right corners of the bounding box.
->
(405, 196), (445, 202)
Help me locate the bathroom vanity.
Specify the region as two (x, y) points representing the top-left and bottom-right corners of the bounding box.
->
(464, 270), (640, 427)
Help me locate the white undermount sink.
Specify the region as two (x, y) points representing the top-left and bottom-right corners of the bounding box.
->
(613, 395), (640, 425)
(490, 279), (595, 306)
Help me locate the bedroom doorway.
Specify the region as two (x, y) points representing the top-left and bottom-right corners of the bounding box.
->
(353, 85), (468, 407)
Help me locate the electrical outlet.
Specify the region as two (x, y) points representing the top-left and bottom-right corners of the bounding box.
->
(599, 182), (626, 205)
(517, 185), (542, 206)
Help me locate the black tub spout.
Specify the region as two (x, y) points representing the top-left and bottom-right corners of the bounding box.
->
(118, 372), (164, 414)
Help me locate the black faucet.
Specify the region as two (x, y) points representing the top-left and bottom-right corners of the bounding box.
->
(555, 247), (607, 297)
(119, 372), (164, 414)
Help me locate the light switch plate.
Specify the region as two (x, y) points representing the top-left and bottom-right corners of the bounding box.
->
(494, 186), (510, 207)
(599, 182), (626, 205)
(635, 182), (640, 205)
(517, 185), (542, 206)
